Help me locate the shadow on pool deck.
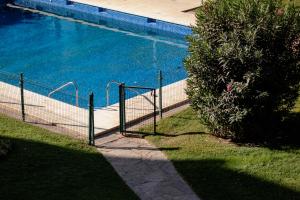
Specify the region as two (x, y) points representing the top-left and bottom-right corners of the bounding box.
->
(0, 100), (45, 108)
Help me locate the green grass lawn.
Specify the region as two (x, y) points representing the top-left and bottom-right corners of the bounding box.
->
(283, 0), (300, 6)
(293, 98), (300, 112)
(0, 114), (138, 200)
(145, 98), (300, 200)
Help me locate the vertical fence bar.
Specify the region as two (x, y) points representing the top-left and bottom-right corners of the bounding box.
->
(119, 83), (126, 134)
(88, 92), (95, 145)
(158, 70), (163, 119)
(153, 89), (157, 134)
(19, 73), (25, 122)
(119, 83), (123, 133)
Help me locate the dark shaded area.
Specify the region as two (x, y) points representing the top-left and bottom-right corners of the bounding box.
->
(0, 136), (138, 200)
(0, 138), (11, 157)
(171, 106), (300, 149)
(173, 159), (300, 200)
(0, 6), (44, 27)
(234, 112), (300, 149)
(278, 112), (300, 146)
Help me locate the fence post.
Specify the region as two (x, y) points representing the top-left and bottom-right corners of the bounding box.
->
(119, 83), (126, 134)
(88, 92), (95, 146)
(19, 73), (25, 122)
(158, 70), (163, 119)
(153, 89), (157, 134)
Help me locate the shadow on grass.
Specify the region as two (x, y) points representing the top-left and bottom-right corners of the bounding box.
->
(1, 135), (299, 200)
(172, 158), (300, 200)
(154, 131), (206, 137)
(278, 112), (300, 147)
(95, 144), (180, 151)
(239, 112), (300, 150)
(126, 130), (206, 138)
(0, 136), (138, 200)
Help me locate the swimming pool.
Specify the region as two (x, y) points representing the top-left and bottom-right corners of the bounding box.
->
(0, 7), (188, 107)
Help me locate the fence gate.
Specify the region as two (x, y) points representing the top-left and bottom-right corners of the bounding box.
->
(119, 83), (157, 135)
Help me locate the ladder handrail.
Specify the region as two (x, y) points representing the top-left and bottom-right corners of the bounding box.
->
(48, 81), (79, 107)
(106, 80), (122, 106)
(106, 80), (155, 107)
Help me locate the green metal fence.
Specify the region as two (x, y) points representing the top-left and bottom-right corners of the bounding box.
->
(1, 67), (188, 143)
(119, 83), (157, 136)
(0, 71), (95, 145)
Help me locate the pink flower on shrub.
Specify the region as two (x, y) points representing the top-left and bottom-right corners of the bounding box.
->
(275, 8), (284, 16)
(227, 83), (233, 92)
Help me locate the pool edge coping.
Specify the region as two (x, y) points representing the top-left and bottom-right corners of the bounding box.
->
(8, 0), (192, 38)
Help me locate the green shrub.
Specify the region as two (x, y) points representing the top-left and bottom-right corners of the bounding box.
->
(185, 0), (300, 141)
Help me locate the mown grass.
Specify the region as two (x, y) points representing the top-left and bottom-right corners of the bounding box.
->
(144, 98), (300, 200)
(283, 0), (300, 6)
(293, 97), (300, 112)
(0, 114), (138, 200)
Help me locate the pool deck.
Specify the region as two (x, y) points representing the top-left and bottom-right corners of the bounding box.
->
(72, 0), (201, 26)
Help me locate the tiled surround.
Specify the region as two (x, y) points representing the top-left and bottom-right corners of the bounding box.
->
(72, 0), (199, 26)
(12, 0), (192, 37)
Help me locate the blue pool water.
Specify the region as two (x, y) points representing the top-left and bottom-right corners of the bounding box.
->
(0, 7), (188, 107)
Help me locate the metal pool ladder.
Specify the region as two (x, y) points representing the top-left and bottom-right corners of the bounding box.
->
(106, 80), (154, 107)
(48, 81), (79, 107)
(106, 80), (122, 107)
(106, 80), (141, 106)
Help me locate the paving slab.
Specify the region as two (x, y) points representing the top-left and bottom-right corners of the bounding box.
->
(96, 133), (200, 200)
(72, 0), (202, 26)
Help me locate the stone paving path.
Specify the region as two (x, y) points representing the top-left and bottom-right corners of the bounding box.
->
(96, 133), (200, 200)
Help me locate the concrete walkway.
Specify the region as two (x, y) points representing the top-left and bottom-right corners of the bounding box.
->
(96, 133), (200, 200)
